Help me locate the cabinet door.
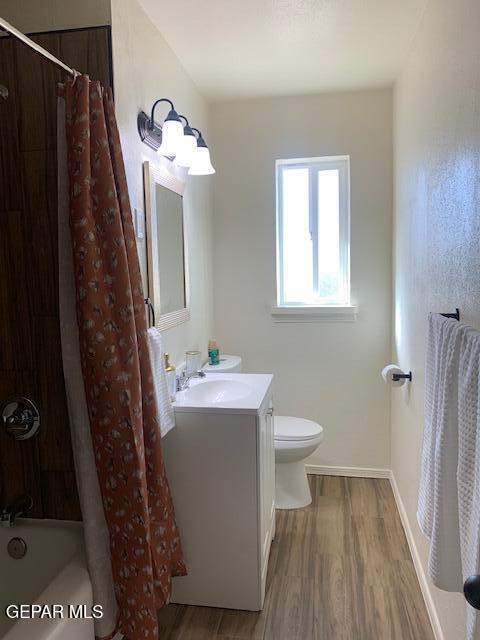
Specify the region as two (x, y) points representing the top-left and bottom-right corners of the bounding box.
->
(265, 402), (275, 539)
(258, 394), (275, 598)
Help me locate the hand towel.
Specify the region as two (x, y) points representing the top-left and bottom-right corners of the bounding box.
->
(417, 313), (464, 591)
(457, 327), (480, 640)
(148, 327), (175, 438)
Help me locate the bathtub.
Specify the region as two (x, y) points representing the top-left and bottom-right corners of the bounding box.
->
(0, 519), (94, 640)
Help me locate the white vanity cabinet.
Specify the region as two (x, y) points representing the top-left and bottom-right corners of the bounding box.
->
(163, 373), (275, 611)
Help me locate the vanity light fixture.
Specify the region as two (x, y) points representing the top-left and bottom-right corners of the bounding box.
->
(189, 128), (216, 176)
(174, 115), (197, 168)
(137, 98), (183, 157)
(156, 99), (183, 157)
(137, 99), (215, 176)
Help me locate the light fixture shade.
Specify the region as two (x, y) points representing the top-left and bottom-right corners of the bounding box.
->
(174, 132), (197, 168)
(188, 146), (215, 175)
(158, 117), (183, 157)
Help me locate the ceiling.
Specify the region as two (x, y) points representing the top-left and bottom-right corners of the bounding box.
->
(139, 0), (426, 100)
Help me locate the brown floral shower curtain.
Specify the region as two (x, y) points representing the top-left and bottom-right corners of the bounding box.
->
(61, 75), (186, 640)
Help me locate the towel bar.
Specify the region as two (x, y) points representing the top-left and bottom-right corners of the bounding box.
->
(440, 308), (460, 321)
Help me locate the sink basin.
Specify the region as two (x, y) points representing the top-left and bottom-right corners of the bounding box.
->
(184, 379), (251, 404)
(173, 372), (273, 413)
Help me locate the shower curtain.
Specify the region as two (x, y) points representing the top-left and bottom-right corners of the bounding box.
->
(58, 75), (186, 640)
(58, 94), (118, 640)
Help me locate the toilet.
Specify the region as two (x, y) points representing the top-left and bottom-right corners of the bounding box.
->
(202, 354), (324, 509)
(274, 416), (324, 509)
(202, 354), (242, 373)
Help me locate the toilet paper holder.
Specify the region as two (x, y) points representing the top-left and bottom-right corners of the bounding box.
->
(382, 364), (413, 385)
(392, 371), (412, 382)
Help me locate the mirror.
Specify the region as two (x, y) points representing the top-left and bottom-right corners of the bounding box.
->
(144, 161), (190, 330)
(155, 184), (186, 314)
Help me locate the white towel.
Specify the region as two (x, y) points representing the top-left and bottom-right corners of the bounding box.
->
(457, 327), (480, 640)
(418, 313), (464, 591)
(148, 327), (175, 438)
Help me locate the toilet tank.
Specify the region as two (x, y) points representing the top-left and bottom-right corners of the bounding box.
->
(203, 354), (242, 373)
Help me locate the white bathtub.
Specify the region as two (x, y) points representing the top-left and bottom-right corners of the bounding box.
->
(0, 519), (94, 640)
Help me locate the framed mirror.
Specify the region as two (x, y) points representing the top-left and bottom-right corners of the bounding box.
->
(143, 161), (190, 330)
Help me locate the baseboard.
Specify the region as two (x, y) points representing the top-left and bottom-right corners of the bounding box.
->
(388, 470), (444, 640)
(305, 463), (391, 478)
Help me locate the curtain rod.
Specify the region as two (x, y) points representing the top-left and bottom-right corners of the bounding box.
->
(0, 17), (78, 77)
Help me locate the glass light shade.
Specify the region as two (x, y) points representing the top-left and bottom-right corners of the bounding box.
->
(174, 133), (197, 167)
(157, 118), (184, 157)
(188, 147), (215, 175)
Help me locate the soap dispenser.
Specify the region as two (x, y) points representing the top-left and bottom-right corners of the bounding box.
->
(208, 339), (220, 366)
(164, 353), (176, 401)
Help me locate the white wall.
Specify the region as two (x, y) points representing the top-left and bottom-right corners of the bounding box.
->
(392, 0), (480, 637)
(211, 90), (393, 469)
(110, 0), (214, 366)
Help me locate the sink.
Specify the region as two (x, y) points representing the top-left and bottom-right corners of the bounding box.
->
(184, 379), (251, 404)
(173, 372), (274, 413)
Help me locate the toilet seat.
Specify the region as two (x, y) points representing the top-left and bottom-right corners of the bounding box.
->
(274, 416), (323, 442)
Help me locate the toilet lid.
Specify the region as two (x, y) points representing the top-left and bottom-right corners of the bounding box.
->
(202, 354), (242, 372)
(274, 416), (323, 441)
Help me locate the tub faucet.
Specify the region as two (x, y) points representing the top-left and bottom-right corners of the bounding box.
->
(176, 370), (206, 392)
(1, 495), (33, 527)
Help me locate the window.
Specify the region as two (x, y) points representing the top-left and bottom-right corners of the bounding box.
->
(275, 156), (352, 317)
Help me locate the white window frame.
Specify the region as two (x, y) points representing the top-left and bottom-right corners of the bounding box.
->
(273, 155), (356, 322)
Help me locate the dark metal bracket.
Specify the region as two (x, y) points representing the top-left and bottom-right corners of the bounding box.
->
(464, 575), (480, 610)
(392, 371), (412, 382)
(145, 298), (155, 328)
(440, 308), (460, 321)
(137, 111), (162, 151)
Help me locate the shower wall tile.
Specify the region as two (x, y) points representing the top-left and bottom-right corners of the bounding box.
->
(15, 33), (61, 153)
(0, 25), (112, 521)
(0, 210), (34, 371)
(0, 39), (22, 212)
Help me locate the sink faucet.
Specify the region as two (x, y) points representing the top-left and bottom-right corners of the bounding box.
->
(176, 369), (206, 392)
(1, 495), (33, 527)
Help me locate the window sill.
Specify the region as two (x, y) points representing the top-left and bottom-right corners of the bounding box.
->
(271, 305), (358, 323)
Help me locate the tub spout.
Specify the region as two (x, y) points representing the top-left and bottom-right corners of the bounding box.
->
(1, 495), (33, 526)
